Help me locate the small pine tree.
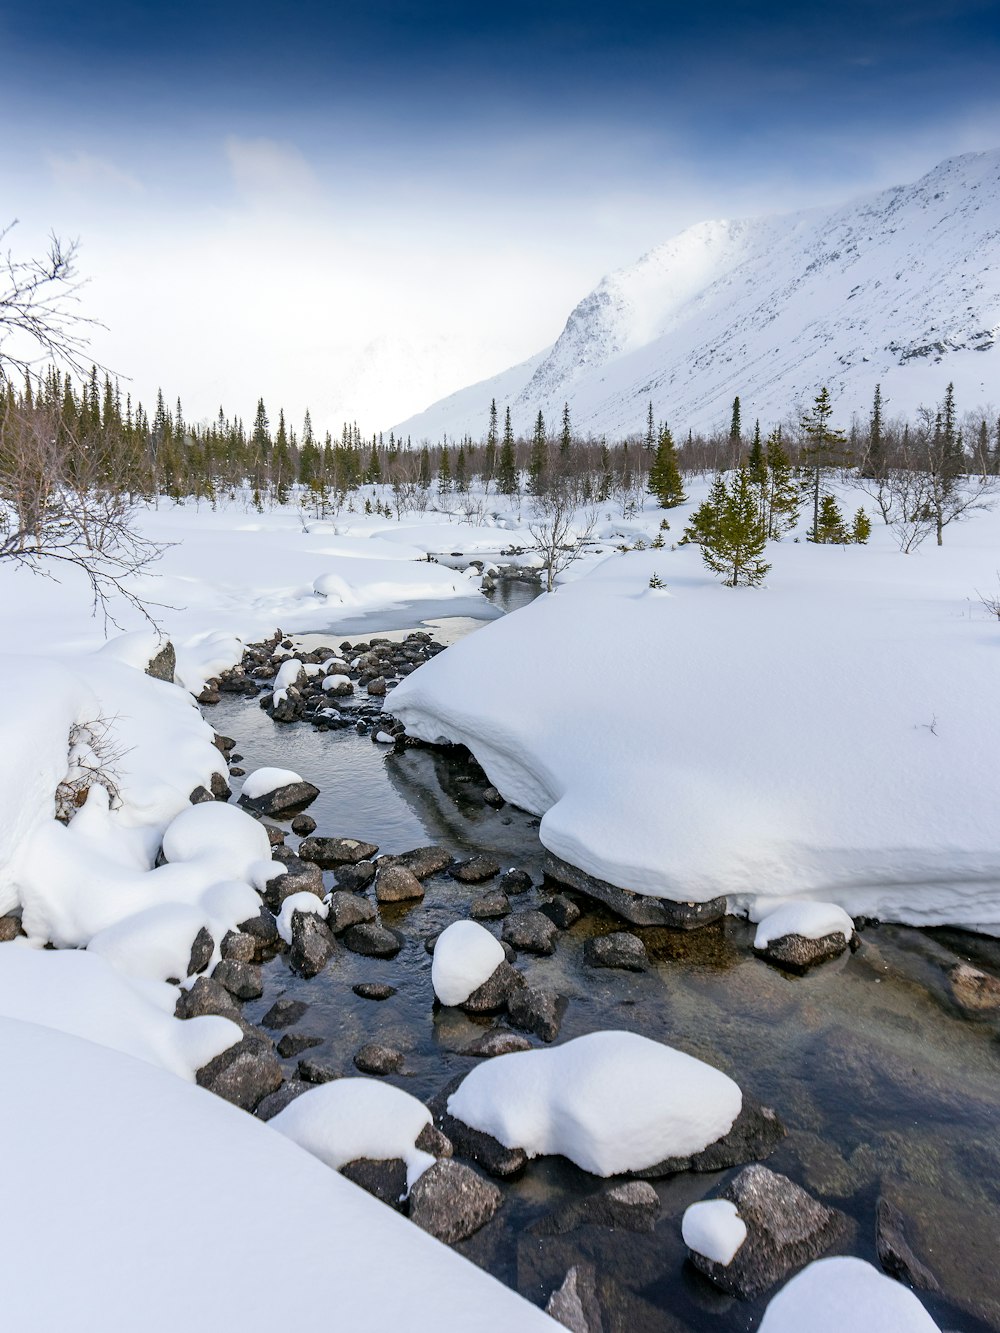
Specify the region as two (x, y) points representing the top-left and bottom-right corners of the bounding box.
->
(800, 386), (848, 539)
(438, 444), (452, 494)
(765, 429), (799, 538)
(645, 401), (655, 452)
(648, 572), (665, 589)
(849, 507), (872, 544)
(690, 468), (770, 587)
(528, 410), (547, 495)
(497, 407), (518, 495)
(810, 493), (848, 543)
(647, 425), (686, 507)
(683, 472), (728, 548)
(559, 402), (572, 458)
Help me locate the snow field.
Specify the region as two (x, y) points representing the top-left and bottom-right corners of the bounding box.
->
(446, 1030), (743, 1176)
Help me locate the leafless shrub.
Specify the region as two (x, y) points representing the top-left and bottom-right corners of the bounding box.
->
(527, 484), (599, 593)
(54, 715), (128, 823)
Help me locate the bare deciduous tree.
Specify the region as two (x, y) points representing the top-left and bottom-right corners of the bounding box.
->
(527, 483), (598, 593)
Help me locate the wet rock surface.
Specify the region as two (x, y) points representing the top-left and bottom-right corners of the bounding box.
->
(755, 929), (853, 972)
(408, 1159), (502, 1244)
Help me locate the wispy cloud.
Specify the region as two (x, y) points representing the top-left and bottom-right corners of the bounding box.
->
(47, 151), (143, 195)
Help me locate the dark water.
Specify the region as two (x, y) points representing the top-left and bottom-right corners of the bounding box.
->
(210, 587), (1000, 1333)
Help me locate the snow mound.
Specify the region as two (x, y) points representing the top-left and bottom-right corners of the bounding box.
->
(270, 1078), (435, 1190)
(753, 900), (855, 950)
(88, 902), (212, 983)
(431, 919), (506, 1006)
(0, 1016), (554, 1332)
(276, 891), (329, 944)
(682, 1199), (747, 1266)
(446, 1030), (742, 1176)
(161, 799), (272, 878)
(758, 1256), (941, 1332)
(0, 947), (238, 1080)
(240, 766), (306, 800)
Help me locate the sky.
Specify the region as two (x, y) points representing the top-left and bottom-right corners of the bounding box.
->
(2, 0), (999, 435)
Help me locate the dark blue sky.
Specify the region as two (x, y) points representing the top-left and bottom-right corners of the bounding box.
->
(2, 0), (998, 430)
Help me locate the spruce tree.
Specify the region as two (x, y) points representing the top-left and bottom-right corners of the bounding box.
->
(729, 396), (742, 465)
(683, 472), (727, 549)
(560, 402), (571, 458)
(764, 429), (799, 538)
(498, 407), (518, 496)
(483, 399), (498, 482)
(438, 444), (452, 494)
(810, 492), (847, 543)
(647, 424), (686, 507)
(849, 508), (872, 543)
(862, 384), (885, 478)
(800, 387), (847, 539)
(528, 410), (547, 495)
(645, 401), (655, 452)
(686, 468), (769, 587)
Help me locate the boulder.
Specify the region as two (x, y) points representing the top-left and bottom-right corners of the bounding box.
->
(544, 851), (725, 929)
(375, 865), (426, 903)
(255, 1079), (311, 1121)
(238, 907), (280, 951)
(219, 930), (257, 963)
(186, 926), (214, 976)
(408, 1160), (502, 1244)
(353, 981), (397, 1001)
(262, 857), (324, 912)
(449, 855), (501, 884)
(340, 1158), (408, 1211)
(460, 961), (524, 1016)
(289, 912), (337, 978)
(462, 1030), (533, 1058)
(469, 891), (511, 920)
(209, 771), (232, 801)
(327, 891), (377, 934)
(687, 1164), (850, 1299)
(507, 984), (565, 1042)
(540, 895), (581, 929)
(583, 932), (647, 972)
(949, 962), (1000, 1011)
(545, 1264), (603, 1333)
(353, 1043), (404, 1075)
(297, 1053), (341, 1084)
(239, 780), (320, 817)
(145, 641), (176, 683)
(334, 860), (377, 891)
(756, 931), (852, 973)
(378, 845), (453, 880)
(188, 785), (214, 805)
(175, 975), (241, 1023)
(298, 836), (379, 867)
(277, 1032), (322, 1059)
(342, 922), (404, 959)
(502, 910), (559, 956)
(213, 959), (264, 1001)
(499, 868), (532, 895)
(196, 1034), (283, 1112)
(432, 1078), (528, 1179)
(261, 997), (308, 1029)
(290, 813), (317, 835)
(0, 913), (24, 943)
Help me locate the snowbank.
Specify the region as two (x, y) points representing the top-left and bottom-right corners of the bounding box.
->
(271, 1078), (436, 1190)
(0, 1017), (555, 1332)
(389, 503), (1000, 933)
(446, 1030), (742, 1176)
(758, 1257), (940, 1332)
(431, 919), (506, 1006)
(0, 948), (238, 1080)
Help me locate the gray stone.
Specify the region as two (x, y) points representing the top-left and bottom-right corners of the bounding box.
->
(261, 997), (308, 1029)
(255, 1079), (311, 1120)
(238, 907), (280, 950)
(433, 1080), (528, 1179)
(145, 640), (176, 683)
(298, 835), (379, 867)
(342, 922), (404, 959)
(334, 860), (377, 891)
(584, 931), (648, 972)
(366, 676), (387, 696)
(220, 930), (257, 963)
(499, 868), (532, 895)
(328, 891), (377, 933)
(449, 855), (501, 884)
(375, 864), (426, 903)
(460, 960), (524, 1015)
(297, 1053), (341, 1084)
(688, 1164), (850, 1299)
(414, 1122), (453, 1158)
(408, 1160), (503, 1244)
(340, 1157), (408, 1210)
(949, 962), (1000, 1011)
(188, 784), (214, 805)
(482, 786), (505, 809)
(289, 912), (336, 978)
(545, 1263), (604, 1333)
(175, 975), (241, 1022)
(507, 984), (565, 1042)
(239, 779), (320, 817)
(533, 1181), (661, 1237)
(213, 959), (263, 1001)
(196, 1035), (283, 1112)
(544, 851), (726, 928)
(262, 857), (324, 911)
(502, 910), (559, 956)
(186, 926), (214, 975)
(756, 930), (852, 973)
(378, 845), (453, 880)
(876, 1196), (941, 1292)
(277, 1032), (323, 1059)
(353, 982), (397, 1001)
(209, 771), (232, 801)
(0, 913), (24, 943)
(353, 1042), (404, 1075)
(462, 1030), (533, 1058)
(470, 891), (511, 919)
(291, 813), (317, 835)
(541, 895), (582, 929)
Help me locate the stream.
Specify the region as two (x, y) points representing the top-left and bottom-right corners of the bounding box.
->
(209, 579), (1000, 1333)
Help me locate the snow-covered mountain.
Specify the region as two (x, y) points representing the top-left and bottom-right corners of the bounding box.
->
(394, 150), (1000, 440)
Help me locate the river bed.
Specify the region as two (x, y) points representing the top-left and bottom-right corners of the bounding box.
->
(209, 586), (1000, 1333)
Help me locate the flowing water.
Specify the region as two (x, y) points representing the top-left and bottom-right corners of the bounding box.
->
(210, 581), (1000, 1333)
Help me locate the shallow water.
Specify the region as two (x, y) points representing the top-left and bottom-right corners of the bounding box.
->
(210, 592), (1000, 1333)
